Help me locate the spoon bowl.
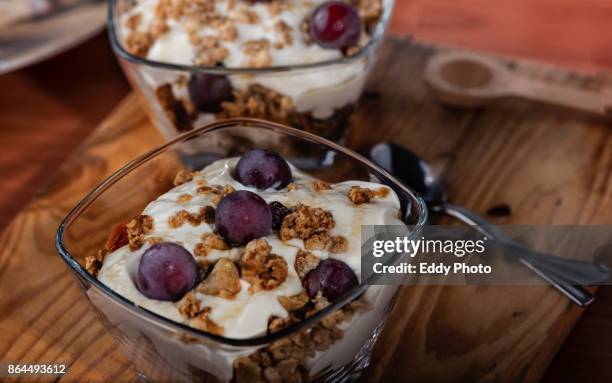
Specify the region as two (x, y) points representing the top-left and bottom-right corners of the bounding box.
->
(370, 142), (445, 207)
(369, 142), (604, 306)
(425, 51), (606, 116)
(425, 51), (510, 108)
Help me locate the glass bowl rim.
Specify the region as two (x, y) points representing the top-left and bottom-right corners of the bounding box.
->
(107, 0), (396, 74)
(55, 117), (427, 347)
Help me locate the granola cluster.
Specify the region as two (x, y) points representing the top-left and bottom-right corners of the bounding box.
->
(196, 258), (242, 298)
(347, 185), (390, 205)
(233, 298), (369, 383)
(218, 84), (295, 125)
(155, 84), (194, 132)
(168, 205), (216, 228)
(84, 216), (149, 276)
(197, 184), (236, 205)
(156, 80), (354, 140)
(351, 0), (384, 31)
(194, 232), (228, 256)
(127, 214), (154, 250)
(243, 39), (273, 68)
(294, 250), (320, 279)
(173, 169), (197, 186)
(280, 205), (335, 241)
(278, 204), (348, 254)
(241, 239), (289, 292)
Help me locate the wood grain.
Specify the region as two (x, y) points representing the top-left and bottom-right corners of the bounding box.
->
(353, 40), (611, 382)
(1, 39), (611, 382)
(0, 33), (130, 230)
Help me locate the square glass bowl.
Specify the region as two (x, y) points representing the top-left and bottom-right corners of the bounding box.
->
(55, 119), (426, 383)
(108, 0), (395, 146)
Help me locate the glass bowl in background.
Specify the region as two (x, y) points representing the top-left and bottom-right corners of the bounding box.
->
(56, 119), (426, 383)
(108, 0), (395, 148)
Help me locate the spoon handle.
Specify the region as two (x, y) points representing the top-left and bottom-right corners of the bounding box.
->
(507, 77), (605, 116)
(439, 203), (597, 306)
(444, 205), (608, 282)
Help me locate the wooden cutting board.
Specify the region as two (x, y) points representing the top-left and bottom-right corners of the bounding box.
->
(1, 38), (611, 382)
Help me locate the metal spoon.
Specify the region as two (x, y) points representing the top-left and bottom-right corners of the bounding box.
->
(370, 142), (610, 306)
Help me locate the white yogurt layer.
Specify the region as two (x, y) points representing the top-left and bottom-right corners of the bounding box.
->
(120, 0), (374, 118)
(99, 157), (403, 339)
(121, 0), (369, 67)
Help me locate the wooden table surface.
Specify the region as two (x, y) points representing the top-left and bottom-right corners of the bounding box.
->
(1, 1), (611, 381)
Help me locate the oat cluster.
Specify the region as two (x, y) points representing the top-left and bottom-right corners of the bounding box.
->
(233, 298), (369, 383)
(219, 84), (295, 124)
(347, 185), (389, 204)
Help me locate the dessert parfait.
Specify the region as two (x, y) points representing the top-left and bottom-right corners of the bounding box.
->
(110, 0), (392, 143)
(86, 148), (405, 382)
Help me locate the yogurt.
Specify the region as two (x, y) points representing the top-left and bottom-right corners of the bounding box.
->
(98, 158), (403, 339)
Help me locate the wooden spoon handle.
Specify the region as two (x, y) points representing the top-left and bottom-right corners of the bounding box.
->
(508, 78), (605, 116)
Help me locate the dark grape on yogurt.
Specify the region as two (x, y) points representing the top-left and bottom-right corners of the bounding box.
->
(234, 149), (293, 190)
(215, 190), (272, 246)
(303, 259), (358, 301)
(135, 242), (198, 302)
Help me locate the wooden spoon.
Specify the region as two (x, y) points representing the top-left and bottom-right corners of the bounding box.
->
(425, 51), (610, 117)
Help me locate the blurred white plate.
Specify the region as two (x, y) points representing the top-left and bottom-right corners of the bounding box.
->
(0, 1), (107, 75)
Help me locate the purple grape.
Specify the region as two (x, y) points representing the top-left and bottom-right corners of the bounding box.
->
(269, 201), (291, 231)
(234, 149), (293, 190)
(216, 190), (272, 245)
(135, 242), (198, 301)
(310, 1), (361, 50)
(188, 73), (234, 113)
(303, 259), (358, 301)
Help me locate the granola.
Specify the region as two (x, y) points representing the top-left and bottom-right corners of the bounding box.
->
(189, 307), (224, 336)
(178, 291), (202, 318)
(219, 84), (294, 124)
(347, 185), (375, 204)
(194, 232), (229, 257)
(126, 214), (153, 251)
(177, 193), (193, 203)
(234, 297), (369, 383)
(85, 255), (103, 277)
(201, 205), (216, 224)
(197, 258), (242, 299)
(294, 250), (320, 279)
(328, 235), (348, 254)
(168, 209), (202, 228)
(303, 231), (330, 251)
(348, 185), (390, 204)
(280, 205), (335, 241)
(277, 292), (310, 311)
(241, 239), (288, 292)
(196, 184), (236, 205)
(312, 180), (331, 192)
(174, 169), (196, 186)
